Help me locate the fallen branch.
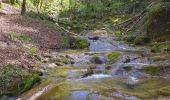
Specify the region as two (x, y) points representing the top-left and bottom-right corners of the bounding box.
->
(55, 23), (81, 37)
(125, 12), (147, 33)
(113, 2), (154, 28)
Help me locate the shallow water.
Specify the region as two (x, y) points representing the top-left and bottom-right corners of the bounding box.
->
(18, 34), (170, 100)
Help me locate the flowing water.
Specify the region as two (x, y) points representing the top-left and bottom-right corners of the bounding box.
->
(18, 31), (170, 100)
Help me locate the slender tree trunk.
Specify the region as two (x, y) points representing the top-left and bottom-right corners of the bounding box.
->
(0, 0), (2, 8)
(21, 0), (26, 15)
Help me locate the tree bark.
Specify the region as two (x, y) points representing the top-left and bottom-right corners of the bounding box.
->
(0, 0), (2, 8)
(21, 0), (26, 15)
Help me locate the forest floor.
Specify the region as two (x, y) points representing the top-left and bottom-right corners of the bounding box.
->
(0, 3), (63, 68)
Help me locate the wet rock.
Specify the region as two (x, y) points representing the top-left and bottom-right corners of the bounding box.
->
(88, 36), (99, 40)
(112, 68), (128, 77)
(81, 69), (94, 78)
(126, 76), (140, 88)
(69, 60), (75, 64)
(70, 91), (89, 100)
(129, 71), (146, 79)
(123, 56), (131, 63)
(42, 58), (49, 63)
(90, 56), (103, 64)
(105, 65), (112, 70)
(55, 62), (64, 66)
(90, 29), (108, 38)
(48, 63), (57, 68)
(113, 91), (140, 100)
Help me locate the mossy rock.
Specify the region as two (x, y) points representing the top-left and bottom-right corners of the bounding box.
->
(159, 85), (170, 96)
(90, 56), (103, 64)
(21, 73), (40, 92)
(144, 65), (161, 75)
(152, 56), (166, 62)
(56, 57), (68, 64)
(0, 64), (40, 96)
(70, 37), (90, 49)
(107, 51), (120, 62)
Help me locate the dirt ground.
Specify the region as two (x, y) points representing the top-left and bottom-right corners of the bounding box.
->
(0, 3), (63, 68)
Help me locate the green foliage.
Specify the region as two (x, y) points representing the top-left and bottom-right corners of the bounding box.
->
(150, 44), (161, 53)
(21, 73), (40, 92)
(28, 47), (37, 57)
(63, 35), (70, 48)
(144, 65), (161, 75)
(19, 33), (32, 43)
(9, 32), (17, 39)
(0, 64), (40, 96)
(70, 37), (90, 49)
(134, 35), (150, 45)
(166, 45), (170, 51)
(9, 32), (33, 43)
(150, 42), (170, 53)
(123, 35), (136, 43)
(107, 51), (120, 62)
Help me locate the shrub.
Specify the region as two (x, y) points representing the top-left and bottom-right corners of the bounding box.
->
(28, 48), (37, 57)
(19, 34), (32, 43)
(134, 35), (150, 45)
(9, 32), (17, 39)
(123, 35), (136, 43)
(70, 37), (90, 49)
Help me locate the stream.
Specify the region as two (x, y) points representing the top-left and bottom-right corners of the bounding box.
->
(17, 30), (170, 100)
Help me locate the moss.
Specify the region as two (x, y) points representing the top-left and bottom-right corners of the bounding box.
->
(0, 64), (40, 96)
(21, 73), (40, 92)
(150, 44), (161, 53)
(159, 85), (170, 96)
(134, 35), (150, 45)
(152, 56), (166, 62)
(58, 58), (68, 64)
(28, 47), (37, 57)
(19, 33), (32, 43)
(166, 44), (170, 51)
(144, 65), (161, 75)
(107, 51), (120, 62)
(70, 37), (90, 49)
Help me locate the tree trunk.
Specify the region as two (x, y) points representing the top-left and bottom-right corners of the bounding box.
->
(21, 0), (26, 15)
(0, 0), (2, 8)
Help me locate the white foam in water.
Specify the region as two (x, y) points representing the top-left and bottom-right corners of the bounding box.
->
(81, 74), (112, 80)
